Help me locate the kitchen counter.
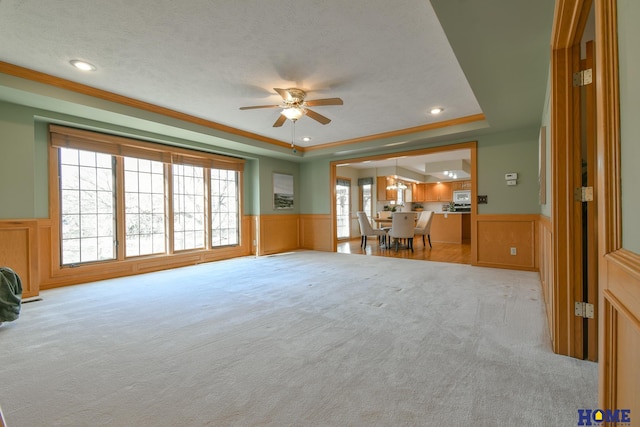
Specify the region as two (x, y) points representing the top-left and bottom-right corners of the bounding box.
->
(431, 212), (471, 243)
(434, 211), (470, 214)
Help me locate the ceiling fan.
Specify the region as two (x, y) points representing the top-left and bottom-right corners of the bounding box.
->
(239, 88), (343, 127)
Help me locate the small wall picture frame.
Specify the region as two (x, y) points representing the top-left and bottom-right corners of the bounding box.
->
(273, 172), (294, 209)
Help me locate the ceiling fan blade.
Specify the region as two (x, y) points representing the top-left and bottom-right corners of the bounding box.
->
(239, 105), (280, 110)
(305, 108), (331, 125)
(305, 97), (344, 107)
(274, 88), (293, 102)
(273, 114), (287, 127)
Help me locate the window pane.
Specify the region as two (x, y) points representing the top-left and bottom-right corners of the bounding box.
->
(127, 235), (140, 257)
(78, 151), (96, 167)
(60, 165), (80, 189)
(124, 156), (166, 257)
(173, 164), (205, 251)
(139, 172), (152, 193)
(211, 169), (239, 247)
(125, 170), (139, 192)
(60, 147), (115, 265)
(60, 148), (79, 165)
(336, 180), (350, 239)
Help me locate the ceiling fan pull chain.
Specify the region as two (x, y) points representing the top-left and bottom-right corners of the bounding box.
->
(291, 120), (297, 154)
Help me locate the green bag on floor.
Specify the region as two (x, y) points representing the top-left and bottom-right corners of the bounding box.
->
(0, 266), (22, 323)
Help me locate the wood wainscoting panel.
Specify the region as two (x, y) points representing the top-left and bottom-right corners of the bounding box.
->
(538, 215), (555, 346)
(601, 250), (640, 417)
(259, 214), (299, 255)
(0, 220), (39, 298)
(475, 214), (538, 271)
(299, 214), (332, 252)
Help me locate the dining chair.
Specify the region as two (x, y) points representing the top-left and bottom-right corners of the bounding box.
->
(356, 211), (387, 249)
(414, 210), (434, 248)
(387, 212), (415, 252)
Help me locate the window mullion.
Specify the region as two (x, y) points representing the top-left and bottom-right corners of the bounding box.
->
(115, 156), (126, 261)
(204, 168), (212, 249)
(166, 163), (175, 255)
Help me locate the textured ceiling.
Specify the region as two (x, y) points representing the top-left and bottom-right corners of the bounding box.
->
(0, 0), (555, 161)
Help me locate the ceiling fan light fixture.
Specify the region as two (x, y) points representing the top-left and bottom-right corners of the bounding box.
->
(282, 107), (305, 121)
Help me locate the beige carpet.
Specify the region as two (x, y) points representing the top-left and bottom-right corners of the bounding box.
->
(0, 251), (597, 426)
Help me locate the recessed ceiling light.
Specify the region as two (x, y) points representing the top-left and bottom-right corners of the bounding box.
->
(430, 107), (444, 115)
(301, 137), (311, 142)
(70, 60), (96, 71)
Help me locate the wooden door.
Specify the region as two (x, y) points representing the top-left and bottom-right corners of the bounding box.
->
(596, 0), (640, 417)
(582, 41), (598, 361)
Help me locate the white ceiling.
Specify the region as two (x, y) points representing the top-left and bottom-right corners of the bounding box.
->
(0, 0), (555, 160)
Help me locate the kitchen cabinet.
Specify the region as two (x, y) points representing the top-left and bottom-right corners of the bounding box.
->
(452, 180), (472, 191)
(376, 176), (397, 201)
(425, 182), (452, 202)
(412, 183), (426, 202)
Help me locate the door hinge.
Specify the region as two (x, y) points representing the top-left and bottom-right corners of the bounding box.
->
(574, 186), (594, 202)
(575, 301), (595, 319)
(573, 69), (593, 87)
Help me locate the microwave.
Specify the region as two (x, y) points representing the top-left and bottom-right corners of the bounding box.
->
(453, 190), (471, 205)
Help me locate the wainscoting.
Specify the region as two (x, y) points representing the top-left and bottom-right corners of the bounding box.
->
(474, 214), (539, 271)
(3, 214), (554, 304)
(1, 217), (255, 293)
(538, 215), (555, 345)
(258, 214), (299, 255)
(299, 214), (332, 252)
(600, 250), (640, 416)
(0, 220), (39, 298)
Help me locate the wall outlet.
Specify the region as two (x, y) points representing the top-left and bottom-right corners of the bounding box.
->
(510, 247), (517, 256)
(478, 195), (488, 204)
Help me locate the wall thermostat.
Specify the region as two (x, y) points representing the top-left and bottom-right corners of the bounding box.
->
(505, 172), (518, 180)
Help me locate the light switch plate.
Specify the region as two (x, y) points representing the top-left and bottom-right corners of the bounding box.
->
(505, 172), (518, 180)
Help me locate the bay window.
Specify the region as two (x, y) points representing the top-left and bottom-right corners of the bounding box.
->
(51, 125), (244, 267)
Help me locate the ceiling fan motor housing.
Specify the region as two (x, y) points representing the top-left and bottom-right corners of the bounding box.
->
(284, 88), (306, 105)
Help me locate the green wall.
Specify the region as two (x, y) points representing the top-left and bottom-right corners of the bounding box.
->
(256, 156), (300, 215)
(476, 127), (541, 214)
(299, 159), (331, 214)
(618, 0), (640, 253)
(0, 100), (300, 219)
(0, 99), (543, 222)
(299, 127), (542, 216)
(540, 69), (552, 218)
(0, 102), (37, 218)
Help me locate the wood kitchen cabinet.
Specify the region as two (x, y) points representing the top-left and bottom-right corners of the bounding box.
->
(376, 176), (397, 201)
(452, 180), (472, 191)
(412, 183), (426, 202)
(425, 182), (452, 202)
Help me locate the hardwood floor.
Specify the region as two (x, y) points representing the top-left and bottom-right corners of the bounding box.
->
(337, 237), (471, 264)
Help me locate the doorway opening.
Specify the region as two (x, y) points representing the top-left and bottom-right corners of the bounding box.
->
(330, 141), (477, 265)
